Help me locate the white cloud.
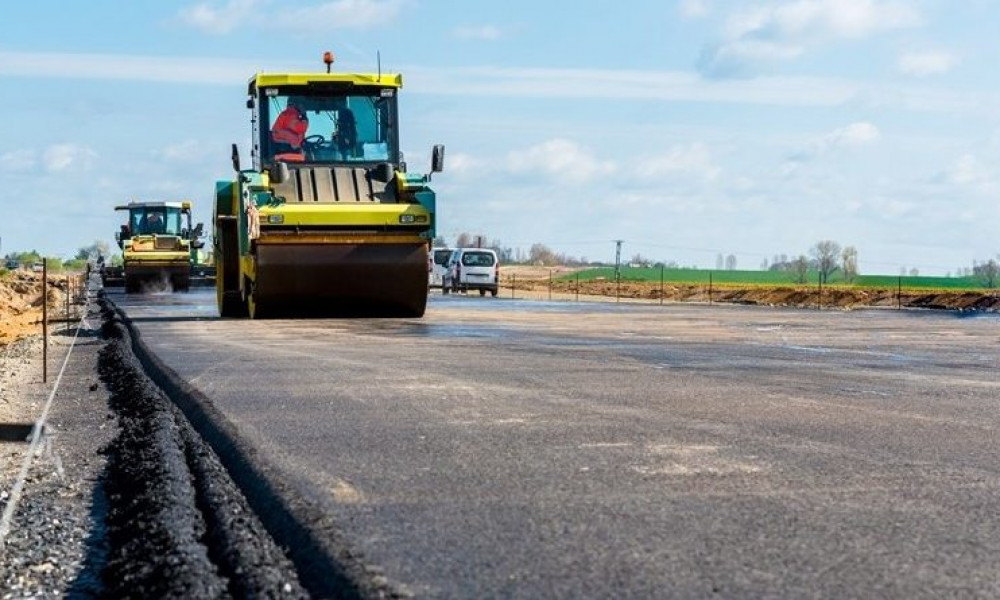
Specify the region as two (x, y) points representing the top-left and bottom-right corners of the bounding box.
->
(446, 153), (488, 176)
(274, 0), (404, 31)
(898, 50), (957, 76)
(0, 149), (37, 172)
(179, 0), (259, 34)
(727, 0), (919, 39)
(0, 50), (268, 85)
(700, 0), (921, 77)
(788, 121), (881, 165)
(635, 143), (721, 181)
(1, 50), (994, 115)
(698, 39), (804, 77)
(42, 144), (97, 172)
(679, 0), (712, 19)
(947, 154), (995, 190)
(869, 196), (914, 218)
(824, 121), (881, 147)
(453, 25), (503, 41)
(506, 139), (616, 182)
(179, 0), (402, 34)
(160, 140), (215, 163)
(407, 65), (862, 108)
(452, 25), (503, 42)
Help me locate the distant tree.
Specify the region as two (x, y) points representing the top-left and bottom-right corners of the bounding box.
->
(974, 258), (1000, 288)
(716, 253), (724, 270)
(490, 244), (514, 264)
(455, 232), (473, 248)
(725, 254), (737, 270)
(63, 258), (88, 271)
(909, 268), (919, 277)
(841, 246), (859, 283)
(43, 257), (63, 272)
(630, 253), (651, 267)
(4, 250), (43, 265)
(75, 241), (110, 262)
(810, 240), (841, 284)
(792, 255), (809, 284)
(760, 258), (769, 270)
(432, 235), (447, 248)
(769, 254), (794, 272)
(529, 243), (558, 266)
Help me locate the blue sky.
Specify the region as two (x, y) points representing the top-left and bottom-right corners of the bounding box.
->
(1, 0), (998, 274)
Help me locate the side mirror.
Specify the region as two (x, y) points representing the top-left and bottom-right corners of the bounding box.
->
(231, 143), (241, 172)
(431, 144), (445, 173)
(371, 162), (394, 183)
(269, 161), (290, 184)
(192, 223), (205, 238)
(246, 97), (254, 109)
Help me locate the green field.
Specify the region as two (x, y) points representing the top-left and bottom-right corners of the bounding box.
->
(564, 267), (988, 290)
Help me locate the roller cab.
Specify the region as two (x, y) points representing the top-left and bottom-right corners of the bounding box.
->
(215, 57), (445, 318)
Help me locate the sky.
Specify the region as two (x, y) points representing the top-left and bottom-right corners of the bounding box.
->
(1, 0), (998, 275)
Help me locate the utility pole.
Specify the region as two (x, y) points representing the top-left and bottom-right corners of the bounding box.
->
(614, 240), (623, 282)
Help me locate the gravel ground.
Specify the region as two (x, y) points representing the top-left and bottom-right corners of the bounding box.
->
(2, 291), (312, 599)
(0, 304), (113, 599)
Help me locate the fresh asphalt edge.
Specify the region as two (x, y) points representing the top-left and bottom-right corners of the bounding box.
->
(98, 305), (308, 599)
(100, 299), (311, 599)
(98, 304), (230, 598)
(101, 294), (397, 600)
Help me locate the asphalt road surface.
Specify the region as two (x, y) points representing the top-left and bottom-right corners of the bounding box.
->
(109, 289), (1000, 598)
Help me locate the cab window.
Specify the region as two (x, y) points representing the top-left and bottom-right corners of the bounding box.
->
(263, 90), (398, 164)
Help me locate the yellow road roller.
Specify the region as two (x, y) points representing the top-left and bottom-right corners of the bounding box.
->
(214, 53), (443, 318)
(115, 200), (206, 293)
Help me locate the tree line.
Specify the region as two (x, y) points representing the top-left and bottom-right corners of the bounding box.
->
(762, 240), (859, 284)
(3, 241), (111, 272)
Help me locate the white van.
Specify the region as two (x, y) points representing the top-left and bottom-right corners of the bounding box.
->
(443, 248), (499, 296)
(428, 247), (454, 289)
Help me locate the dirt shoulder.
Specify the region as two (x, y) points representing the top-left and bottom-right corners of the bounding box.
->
(498, 267), (1000, 312)
(0, 302), (114, 597)
(0, 271), (81, 348)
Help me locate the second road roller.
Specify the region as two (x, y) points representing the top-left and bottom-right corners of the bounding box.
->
(115, 200), (208, 293)
(214, 52), (444, 318)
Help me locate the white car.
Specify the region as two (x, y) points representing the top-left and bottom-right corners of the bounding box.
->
(428, 247), (454, 289)
(443, 248), (499, 297)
